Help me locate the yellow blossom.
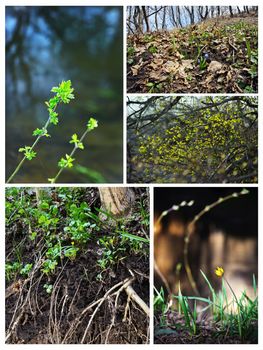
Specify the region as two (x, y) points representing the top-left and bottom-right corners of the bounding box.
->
(215, 266), (224, 278)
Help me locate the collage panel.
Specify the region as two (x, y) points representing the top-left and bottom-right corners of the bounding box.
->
(6, 6), (123, 184)
(154, 186), (258, 344)
(127, 6), (258, 93)
(5, 187), (149, 344)
(127, 96), (258, 184)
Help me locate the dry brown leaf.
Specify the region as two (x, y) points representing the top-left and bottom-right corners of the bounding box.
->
(207, 60), (223, 73)
(171, 60), (194, 79)
(181, 59), (194, 70)
(131, 64), (141, 76)
(163, 60), (180, 73)
(148, 71), (167, 82)
(149, 59), (164, 70)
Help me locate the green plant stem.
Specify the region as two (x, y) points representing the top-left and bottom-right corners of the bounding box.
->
(50, 127), (92, 184)
(7, 117), (51, 183)
(224, 277), (239, 306)
(223, 277), (243, 339)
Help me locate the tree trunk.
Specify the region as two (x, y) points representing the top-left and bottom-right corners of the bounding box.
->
(229, 6), (234, 17)
(99, 187), (135, 218)
(154, 6), (159, 30)
(142, 6), (150, 32)
(176, 7), (183, 27)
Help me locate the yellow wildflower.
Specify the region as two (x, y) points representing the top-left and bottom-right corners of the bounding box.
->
(215, 266), (224, 278)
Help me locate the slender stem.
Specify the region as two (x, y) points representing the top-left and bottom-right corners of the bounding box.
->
(7, 118), (51, 183)
(184, 190), (248, 295)
(224, 277), (239, 305)
(51, 127), (91, 184)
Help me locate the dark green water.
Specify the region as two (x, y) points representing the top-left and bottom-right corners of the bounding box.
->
(6, 6), (123, 183)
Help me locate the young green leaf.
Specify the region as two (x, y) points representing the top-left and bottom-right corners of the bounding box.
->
(33, 128), (50, 137)
(58, 154), (75, 168)
(19, 146), (37, 160)
(49, 110), (59, 125)
(69, 133), (84, 149)
(87, 117), (98, 131)
(51, 80), (75, 104)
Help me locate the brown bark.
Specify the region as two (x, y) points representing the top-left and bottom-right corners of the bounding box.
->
(99, 187), (135, 218)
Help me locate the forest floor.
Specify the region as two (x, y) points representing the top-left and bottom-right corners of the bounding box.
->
(127, 13), (258, 93)
(5, 187), (149, 344)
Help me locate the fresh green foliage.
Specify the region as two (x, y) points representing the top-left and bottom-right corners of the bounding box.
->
(87, 117), (98, 131)
(42, 259), (58, 275)
(146, 82), (163, 93)
(64, 202), (96, 243)
(64, 245), (79, 260)
(32, 128), (50, 137)
(49, 117), (98, 183)
(143, 34), (154, 43)
(50, 80), (75, 104)
(20, 263), (33, 276)
(44, 283), (53, 294)
(6, 187), (149, 295)
(6, 261), (33, 280)
(29, 231), (37, 241)
(178, 283), (197, 335)
(58, 154), (75, 168)
(5, 261), (22, 281)
(97, 229), (149, 271)
(70, 134), (84, 149)
(154, 286), (169, 327)
(127, 46), (136, 64)
(18, 146), (37, 160)
(118, 230), (149, 243)
(7, 81), (98, 183)
(148, 45), (158, 54)
(198, 56), (207, 70)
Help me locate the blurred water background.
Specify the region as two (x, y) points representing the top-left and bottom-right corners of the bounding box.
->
(6, 6), (123, 183)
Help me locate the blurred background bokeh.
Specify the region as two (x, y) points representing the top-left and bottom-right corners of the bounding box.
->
(154, 187), (258, 300)
(6, 6), (123, 183)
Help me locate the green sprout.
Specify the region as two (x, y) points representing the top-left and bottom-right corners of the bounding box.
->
(198, 56), (207, 70)
(7, 81), (98, 183)
(20, 263), (33, 277)
(44, 283), (53, 294)
(48, 117), (98, 183)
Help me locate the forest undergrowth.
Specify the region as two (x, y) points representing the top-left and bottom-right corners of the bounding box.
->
(5, 187), (149, 344)
(127, 13), (258, 93)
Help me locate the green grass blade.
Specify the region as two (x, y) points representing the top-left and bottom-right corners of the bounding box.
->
(117, 230), (149, 243)
(178, 284), (192, 333)
(252, 274), (257, 296)
(200, 269), (215, 295)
